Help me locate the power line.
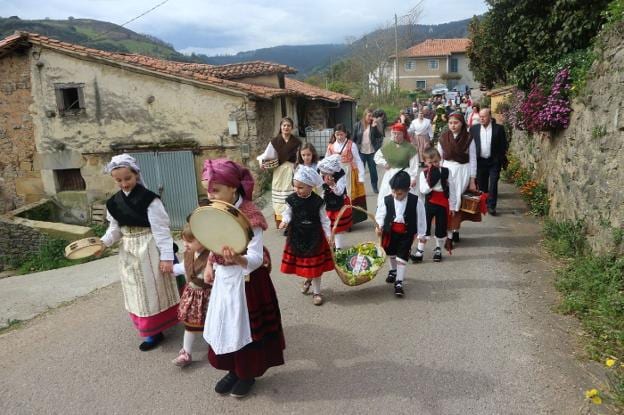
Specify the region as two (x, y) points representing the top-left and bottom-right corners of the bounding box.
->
(91, 0), (171, 41)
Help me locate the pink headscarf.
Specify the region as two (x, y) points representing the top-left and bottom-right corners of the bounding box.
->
(202, 159), (255, 201)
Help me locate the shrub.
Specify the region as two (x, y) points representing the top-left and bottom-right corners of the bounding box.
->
(538, 68), (572, 131)
(16, 237), (81, 274)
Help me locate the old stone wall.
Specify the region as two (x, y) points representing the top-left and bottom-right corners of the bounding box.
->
(510, 28), (624, 254)
(0, 217), (46, 271)
(0, 49), (43, 213)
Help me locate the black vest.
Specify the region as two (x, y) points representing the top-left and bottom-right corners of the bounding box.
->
(382, 193), (418, 235)
(322, 170), (346, 212)
(424, 166), (450, 200)
(106, 184), (159, 227)
(286, 192), (325, 255)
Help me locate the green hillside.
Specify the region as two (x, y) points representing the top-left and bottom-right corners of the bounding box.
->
(0, 16), (199, 62)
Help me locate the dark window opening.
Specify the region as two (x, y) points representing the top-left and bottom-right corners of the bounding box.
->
(55, 169), (86, 191)
(55, 83), (85, 115)
(450, 58), (459, 73)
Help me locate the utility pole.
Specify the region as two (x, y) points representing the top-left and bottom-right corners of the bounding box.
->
(394, 13), (400, 98)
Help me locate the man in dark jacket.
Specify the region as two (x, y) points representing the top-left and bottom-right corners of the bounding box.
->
(469, 108), (508, 215)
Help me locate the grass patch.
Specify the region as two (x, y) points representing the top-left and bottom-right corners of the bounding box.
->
(544, 218), (587, 257)
(544, 217), (624, 406)
(15, 237), (81, 274)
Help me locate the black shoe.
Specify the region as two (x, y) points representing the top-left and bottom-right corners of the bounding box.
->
(410, 249), (424, 263)
(215, 372), (239, 394)
(488, 207), (497, 216)
(139, 332), (164, 351)
(452, 231), (460, 243)
(283, 229), (288, 236)
(433, 247), (442, 262)
(394, 281), (404, 297)
(230, 378), (255, 398)
(385, 270), (396, 283)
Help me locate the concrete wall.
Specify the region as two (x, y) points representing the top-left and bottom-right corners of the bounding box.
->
(0, 49), (44, 213)
(26, 47), (276, 205)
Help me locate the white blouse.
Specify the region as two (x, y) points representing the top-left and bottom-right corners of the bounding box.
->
(408, 118), (433, 138)
(326, 140), (366, 182)
(101, 195), (174, 261)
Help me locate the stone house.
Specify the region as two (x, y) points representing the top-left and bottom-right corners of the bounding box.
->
(374, 38), (476, 93)
(0, 32), (355, 227)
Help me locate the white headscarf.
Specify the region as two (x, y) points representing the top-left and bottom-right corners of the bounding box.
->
(293, 165), (323, 188)
(105, 154), (143, 183)
(317, 154), (342, 174)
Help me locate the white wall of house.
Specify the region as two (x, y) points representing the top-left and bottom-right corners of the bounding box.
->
(28, 47), (261, 199)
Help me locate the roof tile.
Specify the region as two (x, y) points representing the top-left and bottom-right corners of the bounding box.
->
(397, 38), (471, 58)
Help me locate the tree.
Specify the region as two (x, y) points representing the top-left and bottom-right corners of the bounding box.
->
(467, 0), (610, 90)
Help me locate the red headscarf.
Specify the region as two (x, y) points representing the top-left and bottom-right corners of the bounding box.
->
(202, 159), (255, 201)
(391, 122), (407, 137)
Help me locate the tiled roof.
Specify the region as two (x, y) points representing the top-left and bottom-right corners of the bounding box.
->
(285, 78), (354, 103)
(0, 32), (288, 99)
(178, 61), (297, 79)
(396, 38), (471, 58)
(0, 32), (352, 103)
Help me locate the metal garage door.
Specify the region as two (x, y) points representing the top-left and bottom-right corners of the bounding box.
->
(132, 151), (198, 229)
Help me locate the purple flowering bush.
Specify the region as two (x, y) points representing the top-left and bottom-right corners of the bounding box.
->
(538, 68), (572, 130)
(520, 82), (547, 133)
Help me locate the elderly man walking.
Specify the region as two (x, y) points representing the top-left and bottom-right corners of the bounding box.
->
(469, 108), (508, 216)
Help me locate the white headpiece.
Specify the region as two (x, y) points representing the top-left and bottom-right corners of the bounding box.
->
(294, 165), (323, 188)
(317, 154), (342, 174)
(105, 154), (143, 183)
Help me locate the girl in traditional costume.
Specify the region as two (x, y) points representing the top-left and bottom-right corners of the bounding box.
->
(201, 159), (285, 398)
(317, 154), (352, 251)
(280, 166), (334, 306)
(100, 154), (179, 351)
(171, 224), (211, 367)
(296, 142), (319, 172)
(325, 123), (367, 225)
(257, 117), (302, 228)
(437, 112), (477, 251)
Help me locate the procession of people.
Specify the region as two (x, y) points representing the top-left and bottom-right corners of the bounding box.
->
(95, 99), (507, 398)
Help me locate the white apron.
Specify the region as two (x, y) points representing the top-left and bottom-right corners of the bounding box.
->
(443, 160), (471, 212)
(203, 263), (252, 355)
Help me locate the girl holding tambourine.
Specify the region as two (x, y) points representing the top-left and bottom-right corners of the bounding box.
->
(98, 154), (180, 352)
(201, 159), (285, 399)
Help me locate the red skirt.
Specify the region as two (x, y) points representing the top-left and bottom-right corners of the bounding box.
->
(207, 266), (285, 379)
(128, 304), (179, 338)
(281, 236), (335, 278)
(326, 196), (353, 234)
(177, 284), (211, 332)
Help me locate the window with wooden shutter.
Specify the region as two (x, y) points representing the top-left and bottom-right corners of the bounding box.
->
(54, 83), (86, 116)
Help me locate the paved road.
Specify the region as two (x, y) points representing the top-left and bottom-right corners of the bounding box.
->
(0, 183), (608, 414)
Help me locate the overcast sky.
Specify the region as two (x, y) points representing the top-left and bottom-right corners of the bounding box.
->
(1, 0), (489, 56)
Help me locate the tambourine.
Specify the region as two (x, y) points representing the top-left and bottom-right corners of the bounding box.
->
(460, 192), (482, 214)
(188, 200), (254, 254)
(64, 237), (104, 260)
(261, 159), (279, 169)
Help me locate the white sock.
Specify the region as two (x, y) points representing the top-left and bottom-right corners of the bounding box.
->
(334, 233), (344, 250)
(389, 256), (397, 270)
(396, 259), (407, 282)
(183, 330), (195, 355)
(447, 230), (453, 239)
(436, 237), (445, 248)
(311, 278), (321, 294)
(416, 241), (425, 255)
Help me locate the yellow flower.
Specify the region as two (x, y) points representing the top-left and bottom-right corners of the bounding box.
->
(585, 389), (602, 405)
(585, 389), (598, 399)
(605, 358), (616, 367)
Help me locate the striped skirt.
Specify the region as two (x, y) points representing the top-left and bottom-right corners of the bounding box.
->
(271, 162), (294, 225)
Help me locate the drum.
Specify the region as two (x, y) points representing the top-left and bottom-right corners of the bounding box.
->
(64, 237), (104, 260)
(460, 192), (482, 214)
(262, 159), (279, 170)
(189, 200), (254, 254)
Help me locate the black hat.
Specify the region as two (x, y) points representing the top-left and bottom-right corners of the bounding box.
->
(389, 170), (410, 190)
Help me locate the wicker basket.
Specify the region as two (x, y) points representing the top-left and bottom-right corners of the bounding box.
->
(460, 191), (482, 214)
(329, 205), (387, 286)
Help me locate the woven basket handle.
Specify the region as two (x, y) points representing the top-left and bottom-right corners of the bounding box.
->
(330, 204), (382, 246)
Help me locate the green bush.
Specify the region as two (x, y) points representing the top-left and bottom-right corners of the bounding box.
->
(16, 237), (83, 274)
(544, 219), (588, 258)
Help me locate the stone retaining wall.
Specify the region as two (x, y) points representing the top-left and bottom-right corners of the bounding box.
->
(0, 217), (47, 271)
